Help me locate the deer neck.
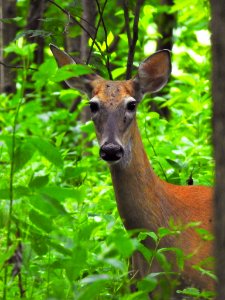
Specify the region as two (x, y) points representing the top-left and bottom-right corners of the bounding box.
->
(109, 121), (169, 231)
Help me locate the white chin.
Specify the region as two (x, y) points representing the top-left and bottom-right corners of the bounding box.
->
(106, 159), (122, 166)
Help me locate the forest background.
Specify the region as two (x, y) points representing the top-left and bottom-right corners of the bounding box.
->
(0, 0), (221, 299)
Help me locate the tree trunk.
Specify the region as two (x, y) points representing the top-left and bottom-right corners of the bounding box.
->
(151, 0), (176, 119)
(211, 1), (225, 298)
(26, 0), (46, 65)
(80, 0), (96, 122)
(156, 0), (176, 51)
(0, 0), (17, 93)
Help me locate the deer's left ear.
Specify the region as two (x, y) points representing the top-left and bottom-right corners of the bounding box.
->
(133, 50), (171, 95)
(50, 44), (101, 96)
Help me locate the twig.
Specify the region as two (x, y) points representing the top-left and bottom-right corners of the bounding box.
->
(144, 116), (168, 182)
(0, 61), (37, 71)
(95, 0), (112, 79)
(123, 0), (132, 48)
(125, 0), (144, 79)
(86, 0), (107, 61)
(47, 0), (111, 78)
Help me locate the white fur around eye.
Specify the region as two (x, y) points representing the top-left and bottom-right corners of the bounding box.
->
(124, 97), (136, 107)
(90, 96), (100, 104)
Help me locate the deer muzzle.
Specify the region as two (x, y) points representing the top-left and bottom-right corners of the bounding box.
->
(100, 143), (124, 162)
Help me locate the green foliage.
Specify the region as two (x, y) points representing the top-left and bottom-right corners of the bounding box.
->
(0, 0), (214, 299)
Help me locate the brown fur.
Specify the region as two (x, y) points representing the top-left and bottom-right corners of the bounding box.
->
(110, 122), (213, 291)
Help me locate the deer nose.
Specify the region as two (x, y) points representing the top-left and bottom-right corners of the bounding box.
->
(100, 143), (124, 162)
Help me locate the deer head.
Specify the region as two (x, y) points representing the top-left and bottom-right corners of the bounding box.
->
(50, 45), (171, 166)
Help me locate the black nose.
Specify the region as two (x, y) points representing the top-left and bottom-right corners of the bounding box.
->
(100, 143), (124, 162)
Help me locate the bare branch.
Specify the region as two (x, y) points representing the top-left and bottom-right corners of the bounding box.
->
(95, 0), (112, 79)
(0, 61), (38, 71)
(86, 0), (106, 61)
(125, 0), (144, 80)
(123, 0), (132, 48)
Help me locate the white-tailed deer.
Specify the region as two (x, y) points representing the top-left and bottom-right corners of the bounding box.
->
(50, 44), (214, 294)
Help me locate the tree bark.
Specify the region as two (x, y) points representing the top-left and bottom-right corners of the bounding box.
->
(26, 0), (46, 65)
(211, 1), (225, 298)
(156, 0), (176, 51)
(151, 0), (176, 119)
(0, 0), (17, 93)
(80, 0), (96, 122)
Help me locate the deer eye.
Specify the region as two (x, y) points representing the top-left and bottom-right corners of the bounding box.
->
(126, 101), (136, 112)
(90, 101), (99, 113)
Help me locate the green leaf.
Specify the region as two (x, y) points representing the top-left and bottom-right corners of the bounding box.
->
(30, 136), (63, 167)
(0, 135), (13, 158)
(77, 275), (110, 300)
(39, 186), (85, 202)
(195, 228), (214, 241)
(0, 186), (30, 200)
(158, 227), (174, 239)
(14, 141), (34, 172)
(65, 247), (87, 281)
(30, 234), (49, 255)
(54, 64), (93, 82)
(177, 287), (200, 297)
(64, 166), (87, 179)
(157, 247), (184, 270)
(29, 175), (49, 189)
(29, 209), (53, 233)
(137, 274), (158, 293)
(112, 233), (135, 258)
(30, 194), (67, 217)
(137, 243), (153, 262)
(138, 231), (158, 243)
(0, 17), (22, 24)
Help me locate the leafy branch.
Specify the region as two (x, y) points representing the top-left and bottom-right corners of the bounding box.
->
(47, 0), (112, 79)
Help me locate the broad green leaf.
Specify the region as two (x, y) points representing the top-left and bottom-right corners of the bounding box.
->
(30, 234), (49, 255)
(112, 67), (126, 79)
(138, 231), (158, 243)
(30, 136), (63, 168)
(64, 166), (87, 179)
(137, 274), (158, 293)
(54, 64), (93, 82)
(77, 275), (110, 300)
(65, 247), (87, 281)
(29, 174), (49, 189)
(0, 135), (13, 158)
(14, 141), (34, 172)
(40, 186), (85, 202)
(30, 194), (67, 217)
(157, 247), (184, 270)
(29, 209), (53, 233)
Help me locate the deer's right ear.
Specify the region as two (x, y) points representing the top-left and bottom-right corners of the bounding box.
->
(133, 50), (171, 97)
(50, 44), (101, 96)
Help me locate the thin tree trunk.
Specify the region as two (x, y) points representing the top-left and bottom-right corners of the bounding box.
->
(151, 0), (176, 119)
(0, 0), (3, 92)
(211, 1), (225, 298)
(26, 0), (46, 65)
(80, 0), (96, 122)
(1, 0), (17, 93)
(156, 0), (176, 51)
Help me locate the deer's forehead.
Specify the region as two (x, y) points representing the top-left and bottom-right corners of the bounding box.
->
(91, 80), (134, 106)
